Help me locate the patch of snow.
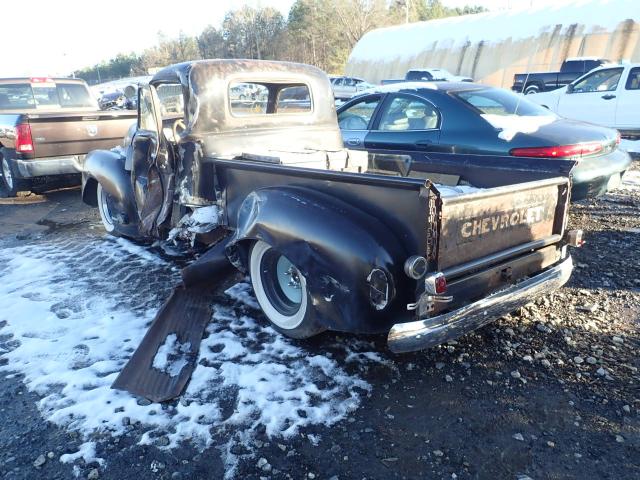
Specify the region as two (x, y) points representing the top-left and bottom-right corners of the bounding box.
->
(152, 334), (191, 377)
(60, 441), (103, 466)
(0, 240), (386, 478)
(114, 237), (167, 265)
(349, 0), (636, 63)
(167, 205), (221, 245)
(619, 169), (640, 192)
(224, 281), (261, 310)
(481, 114), (557, 141)
(435, 184), (482, 197)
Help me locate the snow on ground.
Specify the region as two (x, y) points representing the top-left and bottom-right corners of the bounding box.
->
(0, 235), (384, 477)
(152, 334), (192, 378)
(620, 167), (640, 192)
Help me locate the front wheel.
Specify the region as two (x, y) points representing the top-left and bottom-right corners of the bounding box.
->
(249, 240), (324, 339)
(1, 157), (31, 197)
(96, 182), (117, 234)
(524, 84), (540, 95)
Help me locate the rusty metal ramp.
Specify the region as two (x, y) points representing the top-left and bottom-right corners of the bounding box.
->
(112, 235), (232, 402)
(111, 284), (216, 402)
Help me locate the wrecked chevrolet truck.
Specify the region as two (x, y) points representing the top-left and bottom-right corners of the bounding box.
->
(81, 60), (582, 371)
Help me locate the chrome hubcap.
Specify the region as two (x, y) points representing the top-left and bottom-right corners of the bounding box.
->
(2, 159), (13, 189)
(276, 256), (302, 304)
(98, 186), (114, 228)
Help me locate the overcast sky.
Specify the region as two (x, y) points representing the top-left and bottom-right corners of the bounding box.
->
(5, 0), (549, 76)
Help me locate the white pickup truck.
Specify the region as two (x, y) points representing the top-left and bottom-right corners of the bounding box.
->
(530, 63), (640, 141)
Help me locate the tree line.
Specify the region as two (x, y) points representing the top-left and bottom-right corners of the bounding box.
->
(75, 0), (486, 84)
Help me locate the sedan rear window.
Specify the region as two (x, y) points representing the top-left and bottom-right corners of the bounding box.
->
(455, 88), (551, 116)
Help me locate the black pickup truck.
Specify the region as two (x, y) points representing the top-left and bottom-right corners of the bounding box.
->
(79, 59), (587, 400)
(82, 60), (582, 359)
(512, 58), (610, 95)
(0, 77), (136, 196)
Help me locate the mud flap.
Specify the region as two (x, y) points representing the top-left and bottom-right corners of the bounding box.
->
(112, 236), (232, 402)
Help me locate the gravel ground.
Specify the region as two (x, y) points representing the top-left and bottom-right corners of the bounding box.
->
(0, 164), (638, 480)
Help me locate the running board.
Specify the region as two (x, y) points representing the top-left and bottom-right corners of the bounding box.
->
(112, 236), (232, 402)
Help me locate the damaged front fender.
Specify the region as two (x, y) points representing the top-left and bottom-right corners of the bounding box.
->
(83, 149), (140, 237)
(228, 186), (414, 334)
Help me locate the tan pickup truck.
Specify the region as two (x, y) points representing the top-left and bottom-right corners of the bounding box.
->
(0, 77), (136, 196)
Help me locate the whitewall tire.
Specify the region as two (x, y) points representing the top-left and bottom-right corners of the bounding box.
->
(249, 240), (324, 339)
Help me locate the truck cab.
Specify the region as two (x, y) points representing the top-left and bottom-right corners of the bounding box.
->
(0, 77), (136, 196)
(530, 63), (640, 139)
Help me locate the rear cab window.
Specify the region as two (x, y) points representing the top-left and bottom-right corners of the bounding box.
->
(0, 84), (34, 109)
(0, 80), (96, 110)
(561, 61), (585, 73)
(228, 81), (312, 116)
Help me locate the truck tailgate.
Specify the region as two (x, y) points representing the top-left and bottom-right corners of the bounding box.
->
(433, 177), (570, 274)
(28, 111), (136, 158)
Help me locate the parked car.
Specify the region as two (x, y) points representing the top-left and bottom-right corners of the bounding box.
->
(337, 82), (631, 199)
(0, 77), (136, 196)
(331, 76), (375, 100)
(98, 90), (132, 110)
(529, 63), (640, 142)
(82, 60), (579, 364)
(382, 68), (473, 85)
(512, 57), (610, 95)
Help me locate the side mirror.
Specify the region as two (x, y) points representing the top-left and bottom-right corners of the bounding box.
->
(566, 84), (575, 94)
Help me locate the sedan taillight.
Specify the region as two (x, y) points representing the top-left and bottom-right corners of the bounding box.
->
(510, 142), (603, 159)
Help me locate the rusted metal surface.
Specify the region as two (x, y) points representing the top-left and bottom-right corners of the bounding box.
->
(111, 283), (215, 402)
(150, 59), (343, 156)
(436, 177), (569, 270)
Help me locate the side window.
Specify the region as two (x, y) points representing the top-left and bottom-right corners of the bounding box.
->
(378, 96), (440, 131)
(337, 96), (381, 130)
(156, 84), (184, 119)
(334, 78), (343, 87)
(572, 68), (624, 93)
(625, 68), (640, 90)
(138, 86), (158, 132)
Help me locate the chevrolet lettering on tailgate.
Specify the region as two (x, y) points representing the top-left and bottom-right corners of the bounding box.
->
(460, 203), (548, 238)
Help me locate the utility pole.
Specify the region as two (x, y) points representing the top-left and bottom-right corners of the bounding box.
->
(405, 0), (410, 23)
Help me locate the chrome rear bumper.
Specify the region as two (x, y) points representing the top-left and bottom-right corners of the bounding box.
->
(387, 256), (573, 353)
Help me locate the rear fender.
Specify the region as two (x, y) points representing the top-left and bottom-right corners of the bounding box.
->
(228, 186), (414, 333)
(83, 149), (140, 235)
